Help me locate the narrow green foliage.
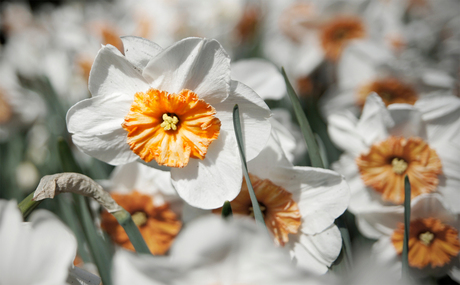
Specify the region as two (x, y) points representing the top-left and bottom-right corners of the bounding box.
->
(18, 191), (41, 219)
(281, 67), (324, 168)
(402, 175), (411, 279)
(58, 138), (112, 285)
(112, 209), (151, 255)
(232, 105), (266, 228)
(222, 201), (233, 219)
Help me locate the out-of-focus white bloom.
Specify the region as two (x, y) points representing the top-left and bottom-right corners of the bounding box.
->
(357, 194), (460, 282)
(231, 58), (286, 101)
(0, 199), (77, 285)
(67, 36), (271, 209)
(320, 40), (455, 119)
(15, 161), (40, 192)
(328, 93), (460, 214)
(112, 215), (327, 285)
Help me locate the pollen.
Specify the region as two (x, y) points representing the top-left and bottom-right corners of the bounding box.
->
(101, 191), (182, 255)
(391, 218), (460, 269)
(356, 78), (418, 108)
(122, 88), (221, 168)
(356, 136), (442, 204)
(213, 174), (301, 246)
(160, 113), (179, 131)
(392, 158), (408, 174)
(320, 16), (366, 61)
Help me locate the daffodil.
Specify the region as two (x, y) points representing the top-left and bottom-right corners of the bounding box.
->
(66, 36), (271, 209)
(0, 199), (77, 285)
(357, 194), (460, 282)
(328, 93), (460, 214)
(112, 216), (326, 285)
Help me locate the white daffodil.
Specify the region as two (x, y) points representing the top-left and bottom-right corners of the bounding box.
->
(100, 162), (182, 255)
(0, 199), (77, 285)
(112, 215), (328, 285)
(357, 194), (460, 282)
(320, 39), (455, 119)
(184, 127), (349, 273)
(328, 93), (460, 214)
(66, 36), (271, 209)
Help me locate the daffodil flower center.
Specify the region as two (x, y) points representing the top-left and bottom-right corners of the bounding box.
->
(392, 158), (408, 174)
(356, 136), (442, 204)
(132, 211), (148, 227)
(160, 113), (179, 131)
(391, 218), (460, 269)
(356, 78), (418, 108)
(122, 88), (221, 168)
(419, 231), (434, 246)
(213, 174), (301, 246)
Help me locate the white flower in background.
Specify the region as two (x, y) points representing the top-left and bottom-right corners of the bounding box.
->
(357, 194), (460, 282)
(0, 60), (47, 142)
(320, 40), (455, 119)
(328, 93), (460, 214)
(231, 58), (286, 101)
(112, 215), (328, 285)
(174, 128), (349, 273)
(100, 161), (182, 255)
(261, 0), (370, 81)
(0, 199), (77, 285)
(66, 36), (271, 209)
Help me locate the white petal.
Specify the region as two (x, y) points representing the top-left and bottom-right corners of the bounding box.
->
(355, 206), (403, 239)
(291, 225), (342, 274)
(143, 38), (230, 105)
(410, 194), (456, 222)
(357, 93), (393, 146)
(387, 104), (425, 139)
(231, 59), (285, 101)
(121, 36), (163, 72)
(88, 44), (150, 98)
(214, 80), (271, 161)
(327, 111), (366, 156)
(171, 130), (242, 209)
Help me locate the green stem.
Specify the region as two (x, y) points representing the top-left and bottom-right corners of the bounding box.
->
(18, 192), (41, 219)
(221, 201), (233, 219)
(112, 209), (151, 254)
(233, 105), (265, 228)
(402, 175), (411, 280)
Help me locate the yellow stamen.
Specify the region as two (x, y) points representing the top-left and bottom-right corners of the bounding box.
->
(249, 204), (266, 218)
(392, 158), (408, 174)
(160, 113), (179, 131)
(419, 231), (434, 246)
(132, 211), (148, 227)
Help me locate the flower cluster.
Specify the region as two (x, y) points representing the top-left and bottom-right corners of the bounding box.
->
(0, 0), (459, 284)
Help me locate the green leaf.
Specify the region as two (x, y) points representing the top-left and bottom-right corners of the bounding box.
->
(221, 201), (233, 219)
(402, 175), (411, 279)
(232, 104), (266, 228)
(57, 138), (112, 285)
(281, 68), (324, 168)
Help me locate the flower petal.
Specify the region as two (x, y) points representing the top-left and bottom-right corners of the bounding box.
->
(328, 110), (366, 156)
(214, 80), (271, 161)
(170, 130), (242, 209)
(231, 59), (286, 101)
(357, 93), (393, 146)
(121, 36), (163, 72)
(143, 38), (230, 105)
(290, 225), (342, 274)
(88, 44), (150, 98)
(388, 104), (425, 139)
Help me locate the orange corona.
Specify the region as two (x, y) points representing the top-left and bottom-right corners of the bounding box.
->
(356, 136), (442, 204)
(214, 174), (301, 246)
(357, 78), (418, 108)
(392, 218), (460, 269)
(101, 191), (181, 255)
(122, 88), (221, 168)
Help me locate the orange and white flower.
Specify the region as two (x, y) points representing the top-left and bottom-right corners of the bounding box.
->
(357, 194), (460, 282)
(184, 128), (349, 274)
(66, 36), (271, 209)
(328, 93), (460, 214)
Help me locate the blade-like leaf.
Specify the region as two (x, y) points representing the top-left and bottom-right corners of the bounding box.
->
(402, 175), (411, 279)
(222, 201), (233, 219)
(281, 68), (324, 168)
(233, 105), (265, 228)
